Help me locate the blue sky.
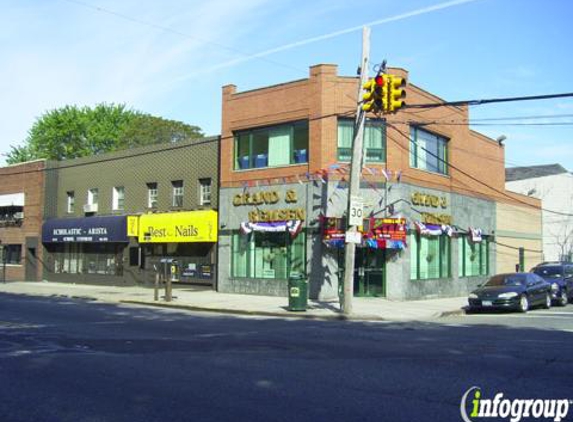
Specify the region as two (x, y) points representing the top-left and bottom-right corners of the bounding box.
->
(1, 0), (572, 169)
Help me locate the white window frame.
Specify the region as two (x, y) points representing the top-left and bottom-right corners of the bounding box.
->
(112, 186), (125, 211)
(172, 180), (184, 207)
(147, 182), (158, 208)
(199, 178), (212, 205)
(88, 188), (99, 206)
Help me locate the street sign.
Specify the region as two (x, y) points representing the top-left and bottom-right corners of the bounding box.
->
(349, 196), (364, 226)
(345, 231), (362, 244)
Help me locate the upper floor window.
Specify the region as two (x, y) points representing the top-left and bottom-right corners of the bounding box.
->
(66, 191), (75, 213)
(199, 178), (212, 205)
(410, 127), (449, 175)
(234, 121), (308, 170)
(147, 182), (158, 208)
(85, 188), (99, 213)
(337, 119), (385, 162)
(172, 180), (184, 207)
(112, 186), (125, 211)
(87, 188), (99, 205)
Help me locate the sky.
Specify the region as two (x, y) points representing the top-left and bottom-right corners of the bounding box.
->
(1, 0), (572, 169)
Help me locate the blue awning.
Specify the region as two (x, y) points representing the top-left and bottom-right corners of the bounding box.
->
(42, 216), (128, 243)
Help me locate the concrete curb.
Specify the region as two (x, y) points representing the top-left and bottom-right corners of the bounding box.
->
(1, 289), (466, 323)
(120, 300), (365, 321)
(438, 308), (466, 318)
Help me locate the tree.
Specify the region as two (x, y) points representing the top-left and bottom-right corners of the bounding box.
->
(5, 103), (204, 163)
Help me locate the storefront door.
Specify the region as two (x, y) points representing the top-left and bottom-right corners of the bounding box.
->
(354, 248), (387, 297)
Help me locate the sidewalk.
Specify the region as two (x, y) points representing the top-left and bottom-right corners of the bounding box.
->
(0, 281), (468, 322)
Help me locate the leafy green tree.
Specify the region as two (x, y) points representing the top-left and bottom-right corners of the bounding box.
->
(5, 103), (204, 163)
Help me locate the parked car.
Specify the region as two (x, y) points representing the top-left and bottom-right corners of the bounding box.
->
(468, 273), (552, 313)
(531, 262), (573, 306)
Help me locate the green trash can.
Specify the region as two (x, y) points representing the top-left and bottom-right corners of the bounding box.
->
(288, 274), (308, 312)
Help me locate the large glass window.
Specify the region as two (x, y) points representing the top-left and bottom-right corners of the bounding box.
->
(410, 127), (449, 175)
(234, 121), (309, 170)
(337, 119), (386, 162)
(231, 231), (306, 279)
(50, 243), (124, 276)
(459, 237), (489, 277)
(410, 233), (451, 280)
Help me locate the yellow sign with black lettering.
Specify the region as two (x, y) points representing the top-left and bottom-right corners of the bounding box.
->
(138, 210), (218, 243)
(127, 216), (139, 237)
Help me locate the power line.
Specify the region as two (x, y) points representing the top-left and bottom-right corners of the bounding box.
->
(405, 92), (573, 110)
(387, 123), (573, 218)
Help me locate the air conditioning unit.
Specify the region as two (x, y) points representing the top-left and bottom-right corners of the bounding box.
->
(83, 203), (98, 213)
(14, 212), (24, 220)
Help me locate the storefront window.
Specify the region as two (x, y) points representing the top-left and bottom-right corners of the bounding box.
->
(231, 231), (306, 279)
(234, 121), (309, 170)
(410, 233), (451, 280)
(459, 237), (489, 277)
(50, 243), (124, 276)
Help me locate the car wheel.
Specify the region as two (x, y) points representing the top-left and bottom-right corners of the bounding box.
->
(559, 290), (568, 307)
(518, 295), (529, 313)
(543, 292), (551, 309)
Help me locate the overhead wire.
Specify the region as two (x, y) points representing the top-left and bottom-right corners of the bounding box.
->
(385, 122), (573, 217)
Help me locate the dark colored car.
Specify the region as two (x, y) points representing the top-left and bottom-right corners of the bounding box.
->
(468, 273), (552, 313)
(531, 262), (573, 306)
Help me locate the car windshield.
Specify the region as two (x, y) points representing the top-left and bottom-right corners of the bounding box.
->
(485, 274), (526, 287)
(533, 266), (563, 278)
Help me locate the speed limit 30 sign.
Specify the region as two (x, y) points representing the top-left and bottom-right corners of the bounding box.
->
(349, 196), (364, 226)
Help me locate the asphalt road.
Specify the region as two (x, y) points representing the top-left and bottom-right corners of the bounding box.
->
(0, 293), (572, 422)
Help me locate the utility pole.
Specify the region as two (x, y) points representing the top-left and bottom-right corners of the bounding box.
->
(341, 26), (370, 316)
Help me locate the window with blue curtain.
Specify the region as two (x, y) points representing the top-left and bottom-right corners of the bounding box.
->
(410, 126), (449, 175)
(234, 121), (308, 170)
(337, 119), (386, 162)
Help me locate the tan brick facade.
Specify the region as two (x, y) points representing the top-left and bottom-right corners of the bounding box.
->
(0, 160), (45, 281)
(221, 64), (539, 209)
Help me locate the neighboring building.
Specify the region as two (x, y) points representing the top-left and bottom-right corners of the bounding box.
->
(506, 164), (573, 263)
(42, 137), (219, 287)
(0, 160), (46, 281)
(217, 64), (541, 301)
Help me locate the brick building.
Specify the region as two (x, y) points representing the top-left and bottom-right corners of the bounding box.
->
(0, 160), (46, 281)
(42, 137), (219, 286)
(217, 64), (541, 300)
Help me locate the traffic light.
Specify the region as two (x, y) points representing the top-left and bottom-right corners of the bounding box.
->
(361, 78), (376, 112)
(387, 75), (406, 113)
(373, 74), (387, 113)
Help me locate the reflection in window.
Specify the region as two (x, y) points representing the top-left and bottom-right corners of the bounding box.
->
(231, 231), (306, 279)
(410, 127), (449, 175)
(234, 121), (309, 170)
(337, 119), (386, 162)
